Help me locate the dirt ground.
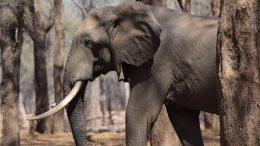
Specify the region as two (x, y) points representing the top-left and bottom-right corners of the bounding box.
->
(0, 129), (219, 146)
(0, 112), (219, 145)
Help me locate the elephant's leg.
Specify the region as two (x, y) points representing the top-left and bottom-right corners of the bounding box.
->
(166, 105), (203, 146)
(66, 90), (87, 146)
(126, 80), (168, 146)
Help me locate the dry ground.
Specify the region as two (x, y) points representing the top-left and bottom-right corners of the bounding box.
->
(0, 112), (219, 145)
(0, 129), (219, 146)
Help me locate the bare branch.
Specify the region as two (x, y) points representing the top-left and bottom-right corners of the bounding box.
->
(71, 0), (87, 17)
(45, 21), (53, 33)
(23, 9), (35, 39)
(43, 2), (54, 32)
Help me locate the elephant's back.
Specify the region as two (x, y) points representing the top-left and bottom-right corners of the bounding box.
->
(151, 7), (219, 114)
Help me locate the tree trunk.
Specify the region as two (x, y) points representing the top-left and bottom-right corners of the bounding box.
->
(0, 26), (1, 131)
(150, 106), (181, 146)
(178, 0), (191, 13)
(0, 1), (24, 145)
(99, 72), (127, 126)
(52, 0), (65, 134)
(84, 78), (102, 135)
(217, 0), (260, 145)
(211, 0), (220, 16)
(204, 113), (219, 130)
(27, 0), (52, 134)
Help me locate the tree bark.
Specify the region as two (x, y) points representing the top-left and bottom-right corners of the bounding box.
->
(217, 0), (260, 145)
(178, 0), (191, 13)
(52, 0), (65, 134)
(26, 0), (52, 134)
(150, 106), (181, 146)
(0, 1), (24, 145)
(0, 38), (1, 130)
(211, 0), (220, 16)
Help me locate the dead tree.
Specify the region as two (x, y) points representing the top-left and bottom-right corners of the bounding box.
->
(0, 0), (24, 145)
(217, 0), (260, 145)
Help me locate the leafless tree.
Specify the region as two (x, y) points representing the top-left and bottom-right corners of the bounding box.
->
(71, 0), (94, 19)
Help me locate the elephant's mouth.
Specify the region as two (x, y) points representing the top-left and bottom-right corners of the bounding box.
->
(92, 59), (112, 78)
(26, 81), (84, 120)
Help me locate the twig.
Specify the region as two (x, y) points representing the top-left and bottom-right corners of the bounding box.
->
(71, 0), (87, 17)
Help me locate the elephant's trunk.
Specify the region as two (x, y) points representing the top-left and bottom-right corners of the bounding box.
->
(66, 82), (88, 146)
(62, 40), (94, 145)
(26, 81), (84, 120)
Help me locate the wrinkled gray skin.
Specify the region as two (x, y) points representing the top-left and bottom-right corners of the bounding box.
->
(64, 2), (218, 146)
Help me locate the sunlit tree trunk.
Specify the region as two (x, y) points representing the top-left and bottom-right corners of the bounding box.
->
(52, 0), (65, 134)
(0, 1), (24, 145)
(217, 0), (260, 145)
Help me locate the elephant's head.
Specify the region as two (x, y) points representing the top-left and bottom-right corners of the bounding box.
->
(27, 1), (161, 122)
(63, 1), (161, 88)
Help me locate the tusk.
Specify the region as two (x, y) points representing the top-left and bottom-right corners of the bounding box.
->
(27, 81), (84, 120)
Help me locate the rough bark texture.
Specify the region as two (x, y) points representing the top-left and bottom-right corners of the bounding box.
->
(0, 1), (24, 145)
(52, 0), (65, 134)
(217, 0), (260, 145)
(27, 0), (52, 134)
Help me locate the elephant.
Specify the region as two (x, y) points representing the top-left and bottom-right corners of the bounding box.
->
(28, 1), (218, 146)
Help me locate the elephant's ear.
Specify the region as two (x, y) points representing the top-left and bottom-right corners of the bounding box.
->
(109, 2), (161, 74)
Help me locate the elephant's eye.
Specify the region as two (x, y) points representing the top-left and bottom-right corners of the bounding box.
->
(84, 40), (93, 48)
(113, 17), (123, 29)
